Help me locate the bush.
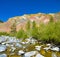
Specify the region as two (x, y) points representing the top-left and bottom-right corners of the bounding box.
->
(38, 22), (60, 44)
(16, 28), (28, 39)
(10, 20), (16, 36)
(0, 32), (9, 36)
(25, 20), (60, 44)
(26, 20), (31, 37)
(31, 21), (38, 39)
(16, 20), (60, 45)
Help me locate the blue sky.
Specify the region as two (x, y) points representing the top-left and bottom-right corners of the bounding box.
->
(0, 0), (60, 22)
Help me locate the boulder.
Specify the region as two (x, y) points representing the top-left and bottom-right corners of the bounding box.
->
(0, 54), (7, 57)
(0, 45), (6, 52)
(0, 36), (6, 43)
(51, 47), (59, 51)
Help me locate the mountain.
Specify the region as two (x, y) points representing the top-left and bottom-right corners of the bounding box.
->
(0, 12), (59, 33)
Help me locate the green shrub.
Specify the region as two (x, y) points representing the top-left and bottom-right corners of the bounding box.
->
(0, 32), (9, 36)
(26, 20), (31, 31)
(38, 21), (60, 44)
(16, 28), (28, 39)
(26, 20), (31, 37)
(10, 20), (16, 36)
(31, 21), (39, 39)
(9, 33), (16, 37)
(16, 20), (60, 45)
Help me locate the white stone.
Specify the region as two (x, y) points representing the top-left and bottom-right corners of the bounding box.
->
(30, 38), (36, 44)
(0, 45), (6, 52)
(46, 44), (51, 46)
(36, 54), (44, 57)
(11, 47), (16, 52)
(43, 47), (51, 51)
(21, 42), (26, 44)
(25, 37), (36, 44)
(24, 51), (37, 57)
(2, 43), (6, 45)
(15, 43), (22, 48)
(35, 46), (42, 51)
(51, 47), (59, 51)
(0, 54), (7, 57)
(52, 53), (57, 57)
(6, 44), (10, 47)
(18, 50), (25, 55)
(10, 44), (14, 47)
(0, 36), (6, 43)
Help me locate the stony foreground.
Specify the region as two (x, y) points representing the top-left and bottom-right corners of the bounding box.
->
(0, 36), (60, 57)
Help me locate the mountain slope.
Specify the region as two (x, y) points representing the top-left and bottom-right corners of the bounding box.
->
(0, 12), (59, 33)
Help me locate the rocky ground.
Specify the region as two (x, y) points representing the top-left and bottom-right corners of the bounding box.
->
(0, 36), (60, 57)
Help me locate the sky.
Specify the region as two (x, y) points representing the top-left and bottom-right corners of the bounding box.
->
(0, 0), (60, 22)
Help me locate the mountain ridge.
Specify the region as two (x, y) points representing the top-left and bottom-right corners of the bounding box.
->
(0, 12), (60, 33)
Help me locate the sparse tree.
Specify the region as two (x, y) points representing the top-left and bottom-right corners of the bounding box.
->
(16, 28), (28, 39)
(26, 20), (31, 31)
(50, 15), (54, 22)
(26, 20), (31, 37)
(10, 20), (16, 36)
(31, 21), (39, 39)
